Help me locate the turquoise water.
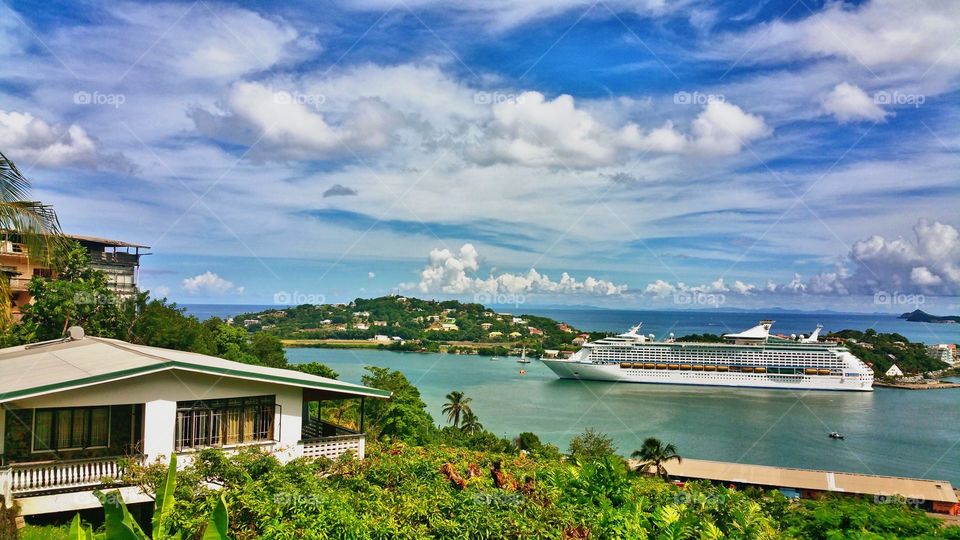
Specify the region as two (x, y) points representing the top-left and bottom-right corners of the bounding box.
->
(288, 347), (960, 484)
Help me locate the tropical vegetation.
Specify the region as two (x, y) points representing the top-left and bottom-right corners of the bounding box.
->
(24, 442), (960, 540)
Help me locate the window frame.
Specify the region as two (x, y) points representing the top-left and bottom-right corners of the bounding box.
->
(174, 395), (278, 452)
(31, 405), (112, 454)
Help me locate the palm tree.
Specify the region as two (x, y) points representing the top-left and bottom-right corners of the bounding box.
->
(0, 151), (63, 324)
(460, 410), (483, 434)
(631, 437), (682, 480)
(441, 390), (473, 428)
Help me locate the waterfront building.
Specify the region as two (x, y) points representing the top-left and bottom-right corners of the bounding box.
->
(885, 364), (904, 377)
(0, 327), (389, 516)
(928, 344), (956, 366)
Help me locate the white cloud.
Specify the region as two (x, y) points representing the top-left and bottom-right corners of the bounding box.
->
(0, 110), (132, 171)
(151, 285), (171, 298)
(112, 2), (305, 80)
(191, 81), (404, 159)
(404, 243), (627, 296)
(641, 220), (960, 299)
(473, 92), (771, 167)
(715, 0), (960, 70)
(340, 0), (689, 32)
(182, 271), (244, 296)
(821, 82), (888, 123)
(368, 271), (376, 279)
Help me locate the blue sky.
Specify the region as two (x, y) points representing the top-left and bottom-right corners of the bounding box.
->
(2, 0), (959, 312)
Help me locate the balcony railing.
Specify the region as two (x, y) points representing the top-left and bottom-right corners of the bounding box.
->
(300, 421), (365, 460)
(0, 456), (141, 498)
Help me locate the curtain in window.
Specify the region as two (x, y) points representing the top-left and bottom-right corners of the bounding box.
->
(56, 410), (73, 448)
(34, 410), (53, 450)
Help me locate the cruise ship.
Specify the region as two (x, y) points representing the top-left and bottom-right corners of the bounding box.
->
(541, 321), (874, 391)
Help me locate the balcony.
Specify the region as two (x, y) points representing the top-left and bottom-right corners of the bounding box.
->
(300, 420), (365, 460)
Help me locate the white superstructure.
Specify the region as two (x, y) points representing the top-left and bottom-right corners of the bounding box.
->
(541, 321), (874, 391)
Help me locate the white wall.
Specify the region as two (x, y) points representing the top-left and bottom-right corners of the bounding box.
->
(9, 370), (306, 463)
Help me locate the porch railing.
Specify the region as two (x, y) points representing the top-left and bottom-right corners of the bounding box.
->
(300, 434), (365, 460)
(300, 421), (365, 459)
(2, 455), (141, 496)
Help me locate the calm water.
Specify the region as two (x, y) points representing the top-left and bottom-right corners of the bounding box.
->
(288, 347), (960, 484)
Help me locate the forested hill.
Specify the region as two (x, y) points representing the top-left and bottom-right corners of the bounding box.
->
(232, 296), (607, 353)
(828, 329), (949, 375)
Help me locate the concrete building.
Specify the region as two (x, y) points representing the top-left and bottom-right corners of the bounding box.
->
(0, 233), (148, 317)
(928, 344), (956, 366)
(885, 364), (904, 377)
(0, 328), (389, 516)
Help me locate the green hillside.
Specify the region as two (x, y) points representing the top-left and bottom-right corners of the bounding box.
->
(233, 296), (608, 355)
(828, 329), (950, 375)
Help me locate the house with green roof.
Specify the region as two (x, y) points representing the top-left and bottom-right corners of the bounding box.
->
(0, 327), (389, 516)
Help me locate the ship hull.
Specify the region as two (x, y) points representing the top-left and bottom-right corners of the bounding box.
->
(540, 359), (874, 392)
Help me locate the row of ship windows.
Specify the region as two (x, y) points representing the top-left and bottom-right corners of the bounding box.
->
(592, 351), (833, 360)
(593, 356), (841, 367)
(614, 362), (838, 375)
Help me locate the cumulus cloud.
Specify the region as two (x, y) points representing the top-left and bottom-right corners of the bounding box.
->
(472, 92), (771, 167)
(182, 271), (244, 296)
(191, 81), (404, 160)
(821, 83), (888, 123)
(0, 110), (132, 171)
(641, 220), (960, 299)
(403, 243), (627, 296)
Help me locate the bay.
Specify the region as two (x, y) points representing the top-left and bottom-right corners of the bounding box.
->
(287, 346), (960, 484)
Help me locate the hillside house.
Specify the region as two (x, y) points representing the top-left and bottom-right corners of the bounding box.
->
(0, 328), (389, 516)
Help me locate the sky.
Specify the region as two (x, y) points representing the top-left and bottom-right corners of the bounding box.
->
(1, 0), (959, 313)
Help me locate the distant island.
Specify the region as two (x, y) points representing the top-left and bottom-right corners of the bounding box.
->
(899, 309), (960, 324)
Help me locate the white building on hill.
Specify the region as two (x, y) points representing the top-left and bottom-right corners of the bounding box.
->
(0, 328), (389, 516)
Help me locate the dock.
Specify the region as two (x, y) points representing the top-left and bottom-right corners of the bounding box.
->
(631, 458), (960, 515)
(874, 381), (960, 390)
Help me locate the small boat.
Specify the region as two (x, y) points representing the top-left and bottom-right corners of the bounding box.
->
(490, 356), (499, 361)
(829, 432), (845, 440)
(517, 347), (531, 364)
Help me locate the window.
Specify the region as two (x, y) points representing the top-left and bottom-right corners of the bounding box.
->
(33, 406), (111, 452)
(176, 395), (276, 451)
